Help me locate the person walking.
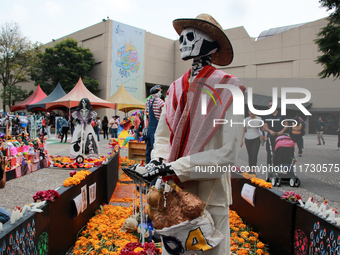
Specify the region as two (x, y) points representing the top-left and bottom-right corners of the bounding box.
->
(102, 116), (109, 140)
(46, 113), (52, 138)
(133, 112), (141, 141)
(60, 115), (69, 143)
(109, 116), (119, 138)
(41, 114), (46, 136)
(290, 116), (305, 157)
(263, 101), (288, 166)
(69, 114), (75, 138)
(336, 121), (340, 150)
(144, 85), (164, 163)
(316, 117), (326, 145)
(96, 117), (101, 141)
(240, 111), (263, 173)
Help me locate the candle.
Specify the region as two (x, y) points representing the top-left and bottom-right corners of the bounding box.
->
(318, 199), (327, 217)
(326, 210), (336, 223)
(304, 197), (313, 210)
(10, 209), (20, 224)
(312, 202), (319, 213)
(324, 208), (334, 218)
(298, 199), (304, 207)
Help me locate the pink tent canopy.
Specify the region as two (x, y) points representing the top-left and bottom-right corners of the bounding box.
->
(45, 78), (115, 110)
(10, 85), (47, 112)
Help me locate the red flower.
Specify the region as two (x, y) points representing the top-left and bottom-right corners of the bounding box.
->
(33, 190), (60, 202)
(70, 170), (77, 177)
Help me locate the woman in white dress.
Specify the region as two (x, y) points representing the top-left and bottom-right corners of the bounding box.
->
(70, 98), (100, 159)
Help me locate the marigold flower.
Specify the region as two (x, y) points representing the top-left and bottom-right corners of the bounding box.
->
(257, 242), (265, 249)
(256, 249), (265, 254)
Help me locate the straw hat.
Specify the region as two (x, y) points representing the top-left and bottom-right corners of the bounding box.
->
(173, 14), (233, 66)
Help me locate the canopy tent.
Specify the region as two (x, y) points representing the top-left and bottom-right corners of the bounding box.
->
(27, 82), (66, 111)
(10, 85), (47, 112)
(45, 78), (115, 110)
(106, 84), (145, 113)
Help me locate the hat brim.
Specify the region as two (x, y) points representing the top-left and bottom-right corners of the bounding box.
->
(173, 18), (233, 66)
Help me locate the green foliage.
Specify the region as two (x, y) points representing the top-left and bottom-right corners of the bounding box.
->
(315, 0), (340, 79)
(30, 38), (99, 94)
(0, 22), (41, 111)
(1, 85), (32, 106)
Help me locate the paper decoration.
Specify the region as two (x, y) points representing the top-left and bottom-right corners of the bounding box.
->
(241, 183), (256, 207)
(81, 185), (87, 212)
(73, 194), (82, 217)
(89, 183), (96, 205)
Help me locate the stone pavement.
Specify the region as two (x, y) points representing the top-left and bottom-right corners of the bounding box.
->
(1, 133), (340, 214)
(237, 134), (340, 209)
(0, 134), (128, 213)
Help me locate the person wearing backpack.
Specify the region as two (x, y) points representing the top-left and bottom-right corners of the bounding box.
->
(290, 116), (305, 157)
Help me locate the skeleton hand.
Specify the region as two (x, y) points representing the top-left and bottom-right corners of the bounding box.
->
(141, 163), (175, 183)
(145, 158), (163, 172)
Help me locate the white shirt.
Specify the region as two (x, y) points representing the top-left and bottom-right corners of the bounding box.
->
(244, 116), (262, 140)
(151, 104), (243, 207)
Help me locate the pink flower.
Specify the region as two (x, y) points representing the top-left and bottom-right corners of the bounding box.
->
(69, 170), (77, 177)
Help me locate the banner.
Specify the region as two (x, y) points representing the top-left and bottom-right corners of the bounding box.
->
(111, 21), (145, 101)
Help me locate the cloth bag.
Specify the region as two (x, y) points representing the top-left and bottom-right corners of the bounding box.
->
(154, 180), (223, 254)
(155, 209), (224, 254)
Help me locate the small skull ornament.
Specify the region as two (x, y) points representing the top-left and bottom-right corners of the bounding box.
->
(179, 27), (219, 60)
(120, 217), (138, 232)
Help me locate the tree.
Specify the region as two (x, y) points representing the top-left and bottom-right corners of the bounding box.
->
(30, 38), (99, 94)
(2, 86), (32, 106)
(0, 22), (41, 111)
(315, 0), (340, 78)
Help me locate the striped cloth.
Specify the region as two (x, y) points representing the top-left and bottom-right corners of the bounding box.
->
(145, 97), (164, 120)
(165, 65), (245, 162)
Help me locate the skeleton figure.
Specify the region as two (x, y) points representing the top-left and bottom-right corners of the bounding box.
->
(179, 27), (219, 78)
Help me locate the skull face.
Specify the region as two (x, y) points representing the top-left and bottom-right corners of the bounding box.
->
(179, 27), (218, 60)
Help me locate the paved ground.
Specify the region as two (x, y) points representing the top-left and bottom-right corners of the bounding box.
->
(237, 134), (340, 209)
(0, 134), (127, 213)
(1, 133), (340, 214)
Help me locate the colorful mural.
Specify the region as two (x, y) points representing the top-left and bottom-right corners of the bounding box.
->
(111, 21), (145, 101)
(116, 40), (140, 78)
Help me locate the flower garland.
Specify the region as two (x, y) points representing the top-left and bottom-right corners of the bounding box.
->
(33, 190), (59, 202)
(63, 170), (91, 187)
(229, 209), (269, 255)
(71, 205), (138, 255)
(242, 173), (272, 189)
(52, 156), (105, 169)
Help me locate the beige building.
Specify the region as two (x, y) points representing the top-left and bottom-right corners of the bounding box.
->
(22, 17), (340, 133)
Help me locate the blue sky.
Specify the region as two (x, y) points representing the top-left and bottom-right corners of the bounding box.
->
(1, 0), (330, 44)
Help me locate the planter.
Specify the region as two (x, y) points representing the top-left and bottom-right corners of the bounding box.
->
(294, 205), (340, 254)
(230, 172), (297, 255)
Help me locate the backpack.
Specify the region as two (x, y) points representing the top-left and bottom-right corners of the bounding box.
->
(292, 122), (305, 136)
